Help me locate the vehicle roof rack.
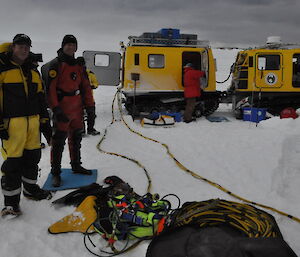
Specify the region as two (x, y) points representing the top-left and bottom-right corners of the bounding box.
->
(128, 36), (210, 48)
(245, 43), (300, 50)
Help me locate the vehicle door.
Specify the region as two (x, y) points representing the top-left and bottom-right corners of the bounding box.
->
(201, 49), (209, 88)
(255, 53), (283, 88)
(83, 51), (121, 86)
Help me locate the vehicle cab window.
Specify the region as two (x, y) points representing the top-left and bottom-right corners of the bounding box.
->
(292, 54), (300, 87)
(257, 55), (280, 70)
(148, 54), (164, 68)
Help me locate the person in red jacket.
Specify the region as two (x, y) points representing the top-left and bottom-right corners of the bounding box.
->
(45, 35), (96, 187)
(183, 63), (205, 123)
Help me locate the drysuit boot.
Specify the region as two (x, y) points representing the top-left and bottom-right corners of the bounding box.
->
(1, 205), (22, 217)
(86, 106), (100, 136)
(51, 174), (62, 188)
(69, 129), (92, 175)
(184, 117), (196, 123)
(1, 162), (22, 212)
(21, 149), (51, 200)
(71, 162), (92, 175)
(50, 130), (68, 187)
(87, 128), (100, 136)
(23, 184), (52, 200)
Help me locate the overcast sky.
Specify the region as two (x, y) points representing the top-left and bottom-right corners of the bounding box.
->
(1, 0), (300, 62)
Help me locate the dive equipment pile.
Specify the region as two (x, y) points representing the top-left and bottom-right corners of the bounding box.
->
(49, 179), (297, 257)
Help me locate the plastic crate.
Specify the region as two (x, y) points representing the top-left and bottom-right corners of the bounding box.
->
(243, 107), (266, 122)
(158, 28), (180, 39)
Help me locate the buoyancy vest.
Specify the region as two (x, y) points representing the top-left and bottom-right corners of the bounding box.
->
(93, 191), (170, 241)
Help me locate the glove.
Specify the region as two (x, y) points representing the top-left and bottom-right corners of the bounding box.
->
(40, 121), (52, 145)
(53, 106), (69, 123)
(0, 128), (9, 140)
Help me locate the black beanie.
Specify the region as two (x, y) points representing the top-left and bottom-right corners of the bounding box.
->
(13, 34), (32, 46)
(61, 34), (77, 48)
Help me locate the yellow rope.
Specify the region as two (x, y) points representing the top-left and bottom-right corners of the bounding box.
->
(96, 91), (152, 193)
(172, 199), (280, 238)
(115, 90), (300, 224)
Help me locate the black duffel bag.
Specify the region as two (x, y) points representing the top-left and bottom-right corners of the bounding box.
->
(146, 225), (298, 257)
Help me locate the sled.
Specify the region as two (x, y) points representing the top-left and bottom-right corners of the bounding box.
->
(141, 115), (175, 127)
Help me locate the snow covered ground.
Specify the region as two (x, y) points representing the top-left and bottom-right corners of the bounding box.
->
(1, 50), (299, 257)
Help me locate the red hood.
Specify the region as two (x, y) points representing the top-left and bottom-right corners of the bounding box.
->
(184, 67), (193, 73)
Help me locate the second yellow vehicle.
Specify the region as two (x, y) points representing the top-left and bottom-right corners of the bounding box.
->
(228, 36), (300, 118)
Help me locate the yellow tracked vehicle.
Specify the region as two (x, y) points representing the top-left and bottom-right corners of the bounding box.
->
(228, 37), (300, 117)
(83, 29), (221, 116)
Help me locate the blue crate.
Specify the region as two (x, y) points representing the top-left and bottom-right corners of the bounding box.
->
(242, 107), (266, 122)
(158, 28), (180, 39)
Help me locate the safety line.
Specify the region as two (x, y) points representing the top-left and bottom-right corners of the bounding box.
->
(96, 91), (152, 194)
(115, 89), (300, 224)
(94, 92), (158, 255)
(172, 199), (281, 238)
(216, 69), (232, 83)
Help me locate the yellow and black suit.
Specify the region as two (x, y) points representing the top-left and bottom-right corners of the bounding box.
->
(87, 69), (99, 91)
(0, 52), (49, 208)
